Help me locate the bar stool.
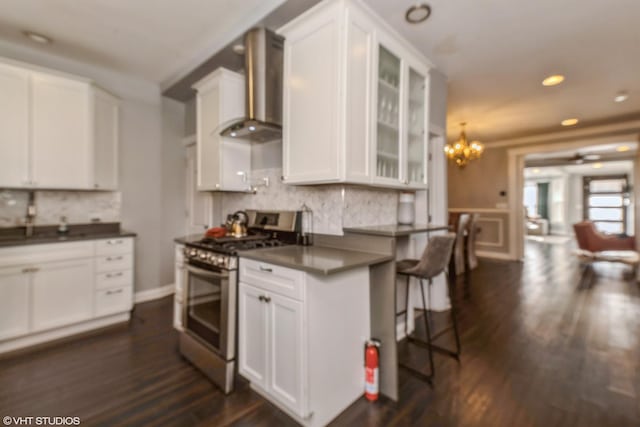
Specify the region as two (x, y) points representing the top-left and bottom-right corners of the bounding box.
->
(396, 233), (460, 384)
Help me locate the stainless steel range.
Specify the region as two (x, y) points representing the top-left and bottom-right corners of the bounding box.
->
(179, 209), (300, 393)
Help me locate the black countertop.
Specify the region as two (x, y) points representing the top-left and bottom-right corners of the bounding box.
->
(0, 223), (136, 248)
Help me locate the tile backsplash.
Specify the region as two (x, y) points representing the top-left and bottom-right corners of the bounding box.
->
(0, 190), (121, 227)
(221, 168), (399, 235)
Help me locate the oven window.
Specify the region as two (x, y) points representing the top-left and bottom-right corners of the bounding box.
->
(186, 271), (222, 351)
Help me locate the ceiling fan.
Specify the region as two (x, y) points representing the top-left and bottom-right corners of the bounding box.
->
(526, 151), (601, 167)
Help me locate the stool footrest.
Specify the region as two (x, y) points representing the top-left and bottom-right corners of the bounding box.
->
(407, 335), (460, 360)
(399, 362), (433, 385)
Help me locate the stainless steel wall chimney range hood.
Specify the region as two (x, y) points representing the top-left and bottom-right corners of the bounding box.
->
(220, 28), (284, 142)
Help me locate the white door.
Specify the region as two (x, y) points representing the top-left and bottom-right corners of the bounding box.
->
(186, 144), (212, 234)
(31, 258), (94, 331)
(93, 88), (119, 190)
(0, 62), (30, 187)
(0, 266), (30, 340)
(31, 72), (91, 189)
(238, 282), (269, 390)
(268, 293), (305, 417)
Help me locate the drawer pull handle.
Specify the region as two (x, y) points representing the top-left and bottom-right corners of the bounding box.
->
(106, 289), (124, 295)
(106, 256), (123, 261)
(22, 267), (39, 274)
(106, 272), (124, 278)
(259, 266), (273, 273)
(107, 240), (123, 245)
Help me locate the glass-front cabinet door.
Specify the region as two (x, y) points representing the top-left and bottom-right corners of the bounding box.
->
(406, 67), (427, 187)
(375, 45), (401, 182)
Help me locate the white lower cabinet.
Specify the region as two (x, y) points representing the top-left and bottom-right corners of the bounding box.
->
(238, 283), (270, 389)
(238, 258), (371, 427)
(32, 258), (94, 331)
(268, 292), (304, 415)
(0, 266), (30, 341)
(0, 237), (134, 354)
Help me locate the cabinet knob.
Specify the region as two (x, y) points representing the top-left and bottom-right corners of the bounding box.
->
(264, 296), (271, 303)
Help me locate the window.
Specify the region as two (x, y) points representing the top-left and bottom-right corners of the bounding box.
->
(523, 183), (538, 217)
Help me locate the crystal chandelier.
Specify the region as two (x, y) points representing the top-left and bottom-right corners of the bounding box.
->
(444, 122), (484, 168)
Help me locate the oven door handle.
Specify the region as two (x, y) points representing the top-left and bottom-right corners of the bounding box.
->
(186, 264), (229, 280)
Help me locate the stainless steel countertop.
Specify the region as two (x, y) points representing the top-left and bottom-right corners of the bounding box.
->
(343, 223), (449, 237)
(239, 245), (393, 275)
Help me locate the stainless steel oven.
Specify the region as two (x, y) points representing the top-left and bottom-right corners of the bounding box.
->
(180, 261), (237, 394)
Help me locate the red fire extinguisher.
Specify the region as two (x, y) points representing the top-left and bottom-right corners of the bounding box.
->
(365, 339), (381, 401)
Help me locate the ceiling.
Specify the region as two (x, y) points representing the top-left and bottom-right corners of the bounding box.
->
(364, 0), (640, 142)
(0, 0), (638, 142)
(0, 0), (286, 84)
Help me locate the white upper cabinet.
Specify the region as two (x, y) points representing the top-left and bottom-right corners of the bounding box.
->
(0, 62), (30, 187)
(0, 57), (119, 190)
(279, 0), (432, 190)
(92, 88), (119, 190)
(193, 68), (251, 192)
(31, 72), (92, 189)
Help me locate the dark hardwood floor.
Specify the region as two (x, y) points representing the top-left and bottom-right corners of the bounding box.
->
(1, 240), (638, 426)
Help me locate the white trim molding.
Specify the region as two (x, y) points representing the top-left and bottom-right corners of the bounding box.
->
(449, 207), (510, 214)
(484, 122), (640, 149)
(476, 250), (515, 261)
(476, 217), (504, 247)
(134, 284), (175, 304)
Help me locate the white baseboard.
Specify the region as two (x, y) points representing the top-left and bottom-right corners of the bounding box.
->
(134, 284), (175, 304)
(477, 250), (516, 261)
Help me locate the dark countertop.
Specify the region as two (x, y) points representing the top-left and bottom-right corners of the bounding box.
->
(343, 223), (450, 237)
(174, 234), (203, 245)
(239, 245), (393, 275)
(0, 223), (136, 248)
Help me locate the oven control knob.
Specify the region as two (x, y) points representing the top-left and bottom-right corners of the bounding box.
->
(218, 256), (225, 266)
(199, 252), (207, 260)
(189, 249), (197, 257)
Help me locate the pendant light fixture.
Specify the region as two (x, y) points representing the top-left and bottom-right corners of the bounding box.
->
(444, 122), (484, 168)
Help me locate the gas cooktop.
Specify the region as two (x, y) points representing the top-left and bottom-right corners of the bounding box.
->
(188, 234), (287, 255)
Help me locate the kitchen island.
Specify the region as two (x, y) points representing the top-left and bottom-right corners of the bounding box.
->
(237, 242), (390, 427)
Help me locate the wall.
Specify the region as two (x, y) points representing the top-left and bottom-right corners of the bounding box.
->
(0, 190), (120, 227)
(0, 40), (186, 293)
(447, 120), (640, 259)
(220, 168), (399, 235)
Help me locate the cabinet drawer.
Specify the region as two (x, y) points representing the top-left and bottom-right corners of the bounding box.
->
(95, 237), (133, 256)
(96, 254), (132, 273)
(95, 269), (132, 290)
(95, 286), (132, 317)
(240, 259), (305, 301)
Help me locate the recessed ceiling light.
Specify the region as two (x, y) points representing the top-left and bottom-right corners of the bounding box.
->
(405, 3), (432, 24)
(592, 162), (603, 169)
(584, 154), (601, 161)
(614, 92), (629, 103)
(542, 74), (565, 86)
(616, 145), (630, 152)
(230, 132), (237, 137)
(23, 31), (52, 44)
(533, 168), (540, 174)
(561, 118), (579, 126)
